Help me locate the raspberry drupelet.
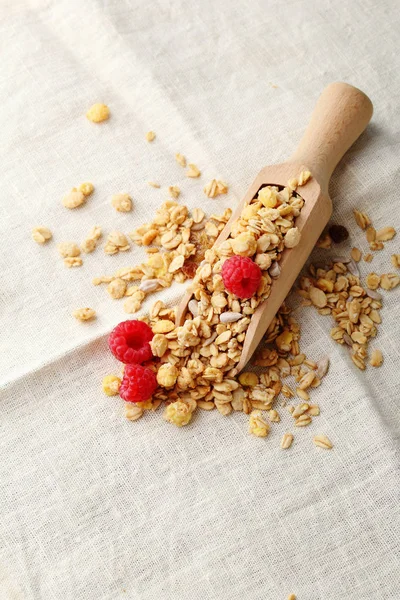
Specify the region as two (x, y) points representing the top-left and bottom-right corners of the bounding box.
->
(108, 320), (154, 364)
(221, 255), (262, 299)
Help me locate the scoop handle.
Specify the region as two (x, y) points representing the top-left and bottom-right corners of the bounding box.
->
(290, 82), (373, 193)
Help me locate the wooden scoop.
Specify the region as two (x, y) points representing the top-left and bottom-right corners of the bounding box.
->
(176, 82), (373, 371)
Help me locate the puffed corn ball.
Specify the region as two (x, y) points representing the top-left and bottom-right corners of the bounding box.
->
(157, 364), (179, 388)
(249, 410), (270, 438)
(102, 375), (122, 396)
(86, 103), (110, 123)
(163, 401), (193, 427)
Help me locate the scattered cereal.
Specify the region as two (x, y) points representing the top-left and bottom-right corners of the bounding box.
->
(104, 231), (130, 255)
(73, 307), (96, 321)
(164, 401), (193, 427)
(102, 375), (122, 396)
(280, 433), (294, 449)
(364, 253), (373, 262)
(148, 181), (160, 188)
(81, 226), (102, 253)
(111, 193), (133, 212)
(146, 131), (156, 142)
(313, 434), (333, 449)
(168, 185), (180, 199)
(298, 170), (311, 186)
(58, 242), (81, 258)
(366, 273), (380, 290)
(32, 226), (52, 244)
(86, 103), (110, 123)
(353, 209), (371, 230)
(249, 411), (270, 437)
(375, 226), (396, 242)
(186, 163), (201, 178)
(369, 349), (383, 367)
(125, 403), (144, 421)
(380, 273), (399, 290)
(351, 247), (362, 262)
(64, 257), (83, 268)
(204, 179), (228, 198)
(62, 189), (86, 209)
(175, 153), (186, 167)
(79, 182), (94, 197)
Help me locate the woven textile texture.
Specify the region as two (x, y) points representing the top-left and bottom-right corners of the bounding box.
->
(1, 1), (399, 598)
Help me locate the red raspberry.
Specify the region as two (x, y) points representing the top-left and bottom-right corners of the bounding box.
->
(108, 320), (153, 364)
(221, 255), (262, 299)
(119, 364), (157, 403)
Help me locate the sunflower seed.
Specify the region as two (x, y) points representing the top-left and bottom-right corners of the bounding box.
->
(220, 311), (243, 323)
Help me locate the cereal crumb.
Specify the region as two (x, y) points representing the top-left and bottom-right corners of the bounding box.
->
(351, 247), (362, 262)
(86, 103), (110, 123)
(380, 273), (400, 290)
(146, 131), (156, 142)
(175, 153), (186, 167)
(353, 209), (371, 230)
(112, 193), (133, 212)
(148, 181), (160, 188)
(168, 185), (180, 199)
(102, 375), (121, 396)
(107, 278), (127, 299)
(64, 257), (83, 268)
(313, 434), (333, 449)
(104, 231), (130, 255)
(287, 594), (296, 600)
(73, 307), (96, 321)
(298, 170), (312, 186)
(204, 179), (228, 198)
(81, 226), (102, 253)
(58, 242), (81, 258)
(62, 189), (86, 209)
(391, 254), (400, 269)
(366, 272), (380, 290)
(249, 410), (270, 437)
(78, 182), (94, 197)
(287, 177), (298, 190)
(375, 226), (396, 242)
(280, 433), (294, 449)
(32, 226), (52, 244)
(164, 401), (193, 427)
(125, 403), (144, 421)
(186, 163), (201, 178)
(364, 253), (373, 263)
(370, 349), (383, 367)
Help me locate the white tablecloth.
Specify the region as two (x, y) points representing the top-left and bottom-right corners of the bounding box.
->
(1, 1), (399, 598)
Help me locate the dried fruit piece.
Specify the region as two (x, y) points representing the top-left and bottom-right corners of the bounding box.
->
(73, 307), (96, 321)
(32, 226), (52, 244)
(86, 103), (110, 123)
(313, 434), (333, 449)
(329, 224), (349, 243)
